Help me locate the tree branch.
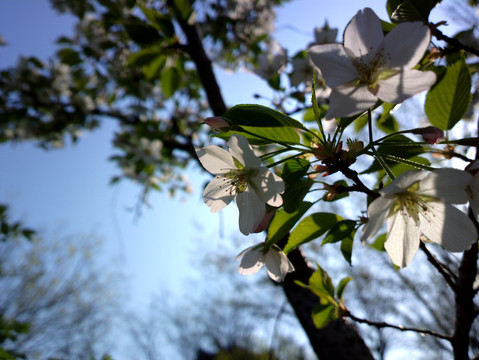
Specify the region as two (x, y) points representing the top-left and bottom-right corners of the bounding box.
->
(345, 310), (452, 341)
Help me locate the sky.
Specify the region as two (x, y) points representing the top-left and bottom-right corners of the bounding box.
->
(0, 0), (467, 358)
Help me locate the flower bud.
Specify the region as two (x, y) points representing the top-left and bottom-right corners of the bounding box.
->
(411, 126), (444, 144)
(203, 117), (230, 131)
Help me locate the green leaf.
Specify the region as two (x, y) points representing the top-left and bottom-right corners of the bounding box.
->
(222, 104), (306, 129)
(312, 303), (338, 329)
(128, 48), (162, 67)
(161, 66), (180, 98)
(266, 202), (313, 247)
(322, 220), (357, 245)
(124, 19), (161, 45)
(370, 233), (387, 251)
(215, 126), (300, 145)
(340, 237), (354, 265)
(376, 103), (399, 134)
(363, 135), (427, 174)
(57, 48), (81, 66)
(282, 178), (314, 213)
(309, 264), (335, 299)
(425, 58), (471, 130)
(336, 276), (353, 299)
(388, 0), (441, 22)
(282, 158), (310, 184)
(285, 213), (342, 253)
(139, 4), (175, 37)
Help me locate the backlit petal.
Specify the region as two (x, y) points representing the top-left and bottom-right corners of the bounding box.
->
(326, 85), (377, 119)
(309, 44), (358, 88)
(228, 134), (261, 169)
(237, 187), (267, 235)
(344, 8), (384, 59)
(251, 167), (284, 207)
(385, 211), (421, 267)
(420, 169), (472, 204)
(203, 176), (235, 212)
(196, 146), (236, 174)
(384, 22), (431, 69)
(377, 70), (436, 103)
(419, 202), (477, 252)
(264, 249), (294, 282)
(237, 246), (264, 275)
(361, 196), (395, 242)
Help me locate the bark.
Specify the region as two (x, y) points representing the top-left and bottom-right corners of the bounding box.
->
(169, 3), (374, 358)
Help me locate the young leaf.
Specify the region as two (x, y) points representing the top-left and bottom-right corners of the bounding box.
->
(266, 202), (313, 247)
(285, 213), (342, 253)
(336, 276), (353, 299)
(282, 158), (311, 184)
(221, 104), (307, 129)
(312, 303), (338, 329)
(425, 58), (471, 130)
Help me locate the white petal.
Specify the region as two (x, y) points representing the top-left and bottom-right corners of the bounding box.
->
(420, 169), (472, 204)
(236, 187), (267, 235)
(227, 134), (261, 169)
(203, 176), (235, 212)
(385, 211), (421, 267)
(380, 170), (427, 196)
(419, 202), (477, 252)
(326, 85), (378, 119)
(308, 44), (358, 88)
(361, 196), (395, 242)
(469, 176), (479, 222)
(196, 145), (235, 174)
(344, 8), (384, 59)
(384, 22), (431, 70)
(250, 167), (284, 207)
(376, 69), (436, 103)
(237, 246), (264, 275)
(264, 249), (294, 282)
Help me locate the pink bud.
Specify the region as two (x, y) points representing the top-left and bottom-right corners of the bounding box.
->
(203, 117), (229, 131)
(411, 126), (444, 144)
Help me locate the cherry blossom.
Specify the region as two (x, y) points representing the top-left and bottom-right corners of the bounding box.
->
(195, 135), (284, 235)
(308, 8), (436, 119)
(361, 169), (476, 267)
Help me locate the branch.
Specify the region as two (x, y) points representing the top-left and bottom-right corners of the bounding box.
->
(345, 310), (452, 341)
(431, 25), (479, 57)
(419, 242), (457, 290)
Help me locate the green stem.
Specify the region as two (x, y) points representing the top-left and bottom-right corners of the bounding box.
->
(368, 109), (395, 180)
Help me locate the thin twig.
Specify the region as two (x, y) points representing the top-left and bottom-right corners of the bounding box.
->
(345, 310), (452, 341)
(419, 242), (457, 290)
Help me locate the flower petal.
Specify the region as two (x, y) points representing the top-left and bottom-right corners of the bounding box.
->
(420, 169), (472, 204)
(264, 248), (294, 282)
(384, 22), (431, 70)
(196, 145), (235, 174)
(237, 246), (264, 275)
(236, 187), (267, 235)
(419, 202), (477, 252)
(385, 211), (421, 267)
(308, 44), (358, 88)
(361, 196), (396, 242)
(251, 167), (284, 207)
(380, 170), (427, 197)
(326, 85), (378, 119)
(376, 69), (436, 104)
(227, 134), (261, 169)
(344, 8), (384, 60)
(203, 176), (235, 212)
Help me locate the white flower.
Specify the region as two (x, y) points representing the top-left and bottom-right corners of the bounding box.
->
(196, 134), (284, 235)
(254, 41), (287, 80)
(361, 169), (476, 267)
(308, 8), (437, 119)
(237, 243), (294, 282)
(308, 24), (338, 47)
